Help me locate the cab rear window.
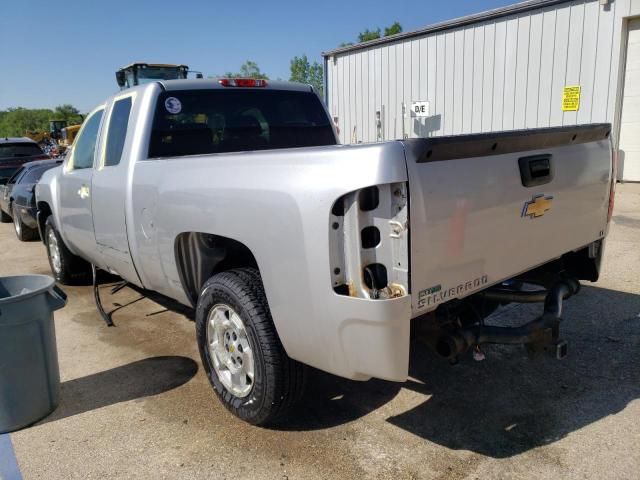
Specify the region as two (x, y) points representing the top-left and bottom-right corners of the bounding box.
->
(148, 89), (335, 158)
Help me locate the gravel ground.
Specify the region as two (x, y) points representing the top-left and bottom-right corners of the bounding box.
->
(2, 184), (639, 480)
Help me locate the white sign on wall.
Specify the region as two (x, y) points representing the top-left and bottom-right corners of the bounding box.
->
(411, 101), (430, 117)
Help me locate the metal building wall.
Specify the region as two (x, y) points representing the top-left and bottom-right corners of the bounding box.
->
(325, 0), (637, 145)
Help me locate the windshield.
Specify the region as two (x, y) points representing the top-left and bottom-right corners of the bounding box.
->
(148, 89), (335, 158)
(0, 143), (44, 159)
(137, 66), (185, 85)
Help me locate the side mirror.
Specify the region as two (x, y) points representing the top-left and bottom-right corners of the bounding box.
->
(0, 177), (8, 186)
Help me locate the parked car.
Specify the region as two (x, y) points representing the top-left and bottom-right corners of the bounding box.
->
(0, 159), (62, 240)
(36, 79), (615, 425)
(0, 137), (50, 180)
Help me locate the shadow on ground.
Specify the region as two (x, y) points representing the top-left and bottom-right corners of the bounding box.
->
(38, 356), (198, 426)
(276, 285), (640, 458)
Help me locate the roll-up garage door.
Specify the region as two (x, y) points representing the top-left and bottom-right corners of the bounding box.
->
(619, 18), (640, 181)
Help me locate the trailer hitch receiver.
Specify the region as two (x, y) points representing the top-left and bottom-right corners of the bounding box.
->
(433, 278), (580, 360)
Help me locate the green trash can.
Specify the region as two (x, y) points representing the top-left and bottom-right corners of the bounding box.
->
(0, 275), (67, 433)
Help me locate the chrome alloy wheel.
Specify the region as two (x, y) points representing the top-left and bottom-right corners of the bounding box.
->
(47, 228), (62, 274)
(206, 304), (255, 398)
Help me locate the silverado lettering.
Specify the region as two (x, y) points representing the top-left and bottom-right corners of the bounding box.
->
(418, 275), (489, 308)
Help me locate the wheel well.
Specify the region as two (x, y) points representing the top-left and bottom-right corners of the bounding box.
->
(37, 201), (52, 243)
(175, 232), (259, 305)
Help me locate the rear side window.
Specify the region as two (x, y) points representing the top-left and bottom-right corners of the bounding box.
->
(0, 143), (43, 159)
(148, 89), (335, 158)
(104, 97), (132, 167)
(71, 109), (104, 170)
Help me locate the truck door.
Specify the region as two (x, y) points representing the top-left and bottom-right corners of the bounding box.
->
(57, 108), (104, 264)
(91, 93), (142, 286)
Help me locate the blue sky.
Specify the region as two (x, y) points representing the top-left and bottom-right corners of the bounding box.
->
(0, 0), (515, 112)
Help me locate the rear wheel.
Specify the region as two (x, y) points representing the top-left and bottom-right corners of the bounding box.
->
(13, 204), (38, 241)
(44, 217), (91, 284)
(196, 268), (306, 425)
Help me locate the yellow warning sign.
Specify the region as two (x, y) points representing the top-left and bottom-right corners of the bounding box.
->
(562, 85), (581, 111)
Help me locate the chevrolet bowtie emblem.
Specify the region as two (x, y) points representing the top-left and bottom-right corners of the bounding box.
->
(522, 194), (553, 218)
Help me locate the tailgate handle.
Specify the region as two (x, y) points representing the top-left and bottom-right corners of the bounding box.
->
(519, 154), (553, 187)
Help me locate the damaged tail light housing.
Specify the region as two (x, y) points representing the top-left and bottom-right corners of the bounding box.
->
(329, 183), (409, 300)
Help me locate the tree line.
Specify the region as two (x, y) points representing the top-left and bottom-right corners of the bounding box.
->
(0, 104), (83, 138)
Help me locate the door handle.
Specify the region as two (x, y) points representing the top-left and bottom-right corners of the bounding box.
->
(518, 154), (553, 187)
(78, 184), (90, 199)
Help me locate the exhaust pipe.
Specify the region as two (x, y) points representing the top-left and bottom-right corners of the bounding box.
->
(435, 334), (465, 360)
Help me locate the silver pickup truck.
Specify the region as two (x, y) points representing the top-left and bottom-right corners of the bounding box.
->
(36, 78), (616, 425)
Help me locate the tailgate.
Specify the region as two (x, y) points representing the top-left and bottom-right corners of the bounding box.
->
(405, 124), (612, 316)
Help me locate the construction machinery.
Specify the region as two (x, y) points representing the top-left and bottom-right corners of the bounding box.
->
(49, 120), (67, 140)
(25, 117), (84, 155)
(25, 120), (68, 143)
(115, 63), (202, 90)
(59, 124), (81, 149)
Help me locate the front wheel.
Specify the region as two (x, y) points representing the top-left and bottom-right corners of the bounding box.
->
(196, 268), (306, 425)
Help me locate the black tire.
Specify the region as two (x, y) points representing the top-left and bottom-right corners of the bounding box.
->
(0, 208), (10, 223)
(196, 268), (306, 425)
(12, 204), (38, 241)
(44, 216), (91, 285)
